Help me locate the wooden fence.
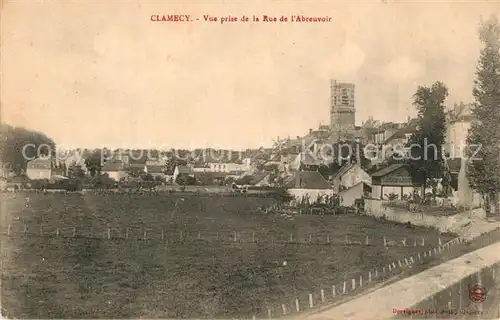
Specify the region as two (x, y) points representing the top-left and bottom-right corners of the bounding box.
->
(1, 223), (442, 248)
(259, 236), (466, 319)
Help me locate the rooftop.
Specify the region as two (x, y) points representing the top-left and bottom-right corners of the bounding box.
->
(371, 164), (407, 177)
(284, 171), (331, 189)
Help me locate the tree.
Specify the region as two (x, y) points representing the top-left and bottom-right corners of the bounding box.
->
(0, 124), (56, 175)
(406, 82), (448, 198)
(176, 174), (196, 186)
(84, 149), (103, 177)
(316, 140), (372, 180)
(466, 15), (500, 216)
(68, 164), (85, 180)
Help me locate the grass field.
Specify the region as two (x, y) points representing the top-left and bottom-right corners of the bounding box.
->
(0, 192), (452, 318)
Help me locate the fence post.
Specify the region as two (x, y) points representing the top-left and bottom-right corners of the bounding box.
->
(414, 238), (417, 247)
(398, 260), (402, 267)
(40, 225), (43, 235)
(421, 237), (425, 246)
(352, 278), (356, 290)
(383, 266), (386, 273)
(7, 224), (10, 236)
(216, 232), (219, 240)
(343, 281), (346, 293)
(309, 234), (312, 243)
(73, 227), (76, 237)
(161, 230), (164, 240)
(383, 236), (387, 247)
(418, 252), (421, 260)
(267, 308), (272, 319)
(56, 228), (59, 237)
(365, 235), (369, 245)
(321, 289), (325, 302)
(290, 233), (293, 243)
(309, 293), (313, 308)
(388, 264), (392, 271)
(126, 228), (129, 239)
(23, 225), (26, 235)
(233, 231), (237, 242)
(107, 228), (111, 240)
(295, 298), (300, 312)
(332, 285), (336, 297)
(252, 232), (255, 243)
(282, 304), (287, 315)
(143, 231), (147, 241)
(327, 235), (330, 244)
(404, 258), (409, 266)
(439, 237), (442, 246)
(359, 275), (363, 287)
(369, 271), (372, 282)
(410, 256), (414, 264)
(198, 232), (201, 239)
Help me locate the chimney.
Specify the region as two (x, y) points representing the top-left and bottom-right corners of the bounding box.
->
(309, 128), (312, 134)
(407, 116), (410, 123)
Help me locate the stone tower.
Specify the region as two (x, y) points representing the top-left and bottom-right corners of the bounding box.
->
(330, 80), (356, 140)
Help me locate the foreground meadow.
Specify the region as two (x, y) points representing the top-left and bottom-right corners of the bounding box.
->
(0, 192), (450, 318)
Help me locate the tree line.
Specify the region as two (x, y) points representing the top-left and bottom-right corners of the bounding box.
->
(380, 15), (500, 216)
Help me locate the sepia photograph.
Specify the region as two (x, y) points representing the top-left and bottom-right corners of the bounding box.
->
(2, 0), (500, 319)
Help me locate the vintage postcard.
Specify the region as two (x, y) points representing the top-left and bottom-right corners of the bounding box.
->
(2, 0), (500, 319)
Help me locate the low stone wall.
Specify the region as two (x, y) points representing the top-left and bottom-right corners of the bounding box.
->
(364, 199), (485, 234)
(301, 239), (500, 320)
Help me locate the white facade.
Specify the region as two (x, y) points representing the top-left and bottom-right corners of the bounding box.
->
(333, 164), (371, 193)
(208, 162), (250, 172)
(445, 121), (471, 158)
(26, 168), (51, 180)
(105, 171), (127, 181)
(339, 183), (365, 207)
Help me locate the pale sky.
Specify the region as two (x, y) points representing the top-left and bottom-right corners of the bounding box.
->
(1, 1), (500, 150)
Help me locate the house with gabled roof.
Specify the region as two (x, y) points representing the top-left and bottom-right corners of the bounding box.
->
(145, 165), (168, 180)
(26, 157), (66, 180)
(284, 171), (334, 205)
(173, 165), (194, 182)
(371, 164), (422, 200)
(102, 161), (127, 181)
(332, 161), (371, 193)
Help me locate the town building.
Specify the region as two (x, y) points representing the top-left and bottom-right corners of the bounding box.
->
(284, 170), (334, 205)
(101, 161), (127, 181)
(445, 102), (475, 158)
(332, 162), (372, 194)
(339, 182), (372, 207)
(26, 157), (66, 180)
(371, 164), (421, 200)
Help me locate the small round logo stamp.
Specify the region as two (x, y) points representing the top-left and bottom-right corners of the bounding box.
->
(470, 284), (486, 303)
